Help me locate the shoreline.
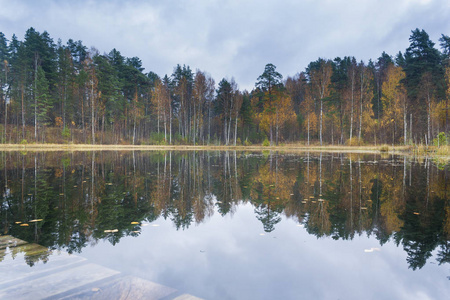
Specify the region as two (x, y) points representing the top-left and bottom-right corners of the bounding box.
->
(0, 143), (447, 156)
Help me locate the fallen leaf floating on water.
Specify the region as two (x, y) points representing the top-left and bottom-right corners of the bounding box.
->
(413, 212), (420, 215)
(290, 194), (294, 196)
(309, 196), (314, 199)
(104, 229), (119, 233)
(59, 193), (64, 196)
(20, 223), (29, 227)
(91, 288), (101, 292)
(364, 248), (381, 253)
(130, 222), (139, 225)
(15, 221), (22, 224)
(29, 219), (43, 222)
(151, 224), (160, 227)
(302, 201), (307, 204)
(106, 183), (113, 185)
(132, 231), (140, 233)
(360, 207), (367, 210)
(318, 199), (325, 202)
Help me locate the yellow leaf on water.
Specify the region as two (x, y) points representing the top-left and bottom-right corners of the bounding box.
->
(20, 224), (29, 227)
(132, 231), (140, 233)
(131, 222), (139, 225)
(15, 221), (22, 224)
(413, 212), (420, 215)
(29, 219), (43, 222)
(302, 201), (307, 204)
(104, 230), (112, 233)
(111, 229), (118, 233)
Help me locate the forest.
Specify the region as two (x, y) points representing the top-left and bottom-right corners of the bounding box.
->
(0, 28), (449, 146)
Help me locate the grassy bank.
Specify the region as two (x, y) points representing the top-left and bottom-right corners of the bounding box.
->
(0, 142), (448, 158)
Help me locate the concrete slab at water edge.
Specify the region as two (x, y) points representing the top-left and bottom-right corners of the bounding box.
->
(0, 235), (203, 300)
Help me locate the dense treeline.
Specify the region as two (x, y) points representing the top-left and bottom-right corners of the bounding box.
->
(0, 28), (449, 145)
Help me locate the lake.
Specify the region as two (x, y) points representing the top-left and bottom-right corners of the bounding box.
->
(0, 151), (449, 299)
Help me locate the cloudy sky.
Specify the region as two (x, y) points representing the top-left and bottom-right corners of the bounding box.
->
(1, 0), (449, 90)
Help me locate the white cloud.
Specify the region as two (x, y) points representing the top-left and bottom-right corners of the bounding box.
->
(0, 0), (449, 90)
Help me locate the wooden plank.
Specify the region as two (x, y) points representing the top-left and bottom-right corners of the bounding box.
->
(0, 263), (120, 299)
(59, 275), (177, 300)
(0, 250), (86, 286)
(0, 235), (28, 250)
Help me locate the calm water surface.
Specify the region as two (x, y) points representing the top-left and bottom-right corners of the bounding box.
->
(0, 151), (449, 299)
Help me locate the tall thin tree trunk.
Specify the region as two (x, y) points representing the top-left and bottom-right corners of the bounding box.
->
(359, 72), (363, 142)
(4, 62), (7, 143)
(320, 99), (323, 146)
(91, 81), (95, 145)
(410, 113), (413, 145)
(404, 102), (407, 146)
(307, 115), (310, 145)
(350, 69), (354, 142)
(234, 114), (238, 146)
(427, 94), (431, 145)
(34, 54), (38, 142)
(21, 85), (25, 140)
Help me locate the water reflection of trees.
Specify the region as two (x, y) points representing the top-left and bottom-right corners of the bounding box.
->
(0, 151), (448, 270)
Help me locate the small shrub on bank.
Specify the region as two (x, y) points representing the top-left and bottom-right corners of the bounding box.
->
(62, 127), (71, 140)
(433, 132), (448, 147)
(346, 138), (364, 146)
(379, 145), (389, 152)
(262, 138), (270, 147)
